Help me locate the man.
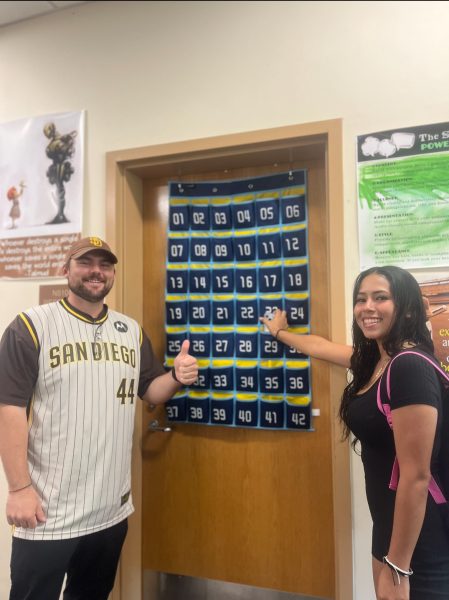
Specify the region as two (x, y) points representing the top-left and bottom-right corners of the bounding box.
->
(0, 236), (198, 600)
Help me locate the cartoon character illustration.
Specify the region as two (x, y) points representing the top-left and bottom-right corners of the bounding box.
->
(6, 181), (26, 229)
(44, 122), (77, 224)
(361, 132), (416, 159)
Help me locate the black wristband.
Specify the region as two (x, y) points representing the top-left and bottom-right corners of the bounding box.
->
(275, 328), (287, 340)
(171, 366), (182, 384)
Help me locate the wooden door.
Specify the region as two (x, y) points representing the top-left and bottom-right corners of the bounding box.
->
(141, 159), (336, 598)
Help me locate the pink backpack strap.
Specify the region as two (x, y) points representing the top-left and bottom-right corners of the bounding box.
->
(377, 350), (448, 505)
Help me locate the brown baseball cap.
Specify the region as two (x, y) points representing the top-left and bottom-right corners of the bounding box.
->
(64, 237), (118, 265)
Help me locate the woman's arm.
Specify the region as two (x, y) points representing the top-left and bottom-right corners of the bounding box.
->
(260, 309), (352, 368)
(377, 403), (437, 599)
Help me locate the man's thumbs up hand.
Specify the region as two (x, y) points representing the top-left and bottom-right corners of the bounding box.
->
(172, 339), (198, 386)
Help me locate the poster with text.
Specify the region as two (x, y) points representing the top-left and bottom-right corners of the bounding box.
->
(357, 121), (449, 270)
(416, 273), (449, 373)
(0, 110), (84, 278)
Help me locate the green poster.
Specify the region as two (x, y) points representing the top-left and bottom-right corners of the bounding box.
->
(357, 122), (449, 269)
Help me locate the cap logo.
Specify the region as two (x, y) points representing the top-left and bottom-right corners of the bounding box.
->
(89, 237), (103, 248)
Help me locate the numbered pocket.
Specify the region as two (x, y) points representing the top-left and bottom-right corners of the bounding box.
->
(212, 330), (234, 358)
(255, 198), (279, 227)
(282, 228), (307, 258)
(189, 268), (211, 293)
(190, 237), (211, 262)
(187, 392), (210, 423)
(165, 391), (187, 422)
(285, 361), (310, 394)
(286, 398), (311, 430)
(169, 205), (189, 231)
(259, 295), (283, 324)
(259, 333), (284, 359)
(236, 297), (258, 325)
(212, 267), (234, 293)
(166, 268), (189, 294)
(235, 361), (258, 392)
(259, 362), (284, 394)
(235, 393), (259, 427)
(212, 297), (234, 325)
(283, 263), (308, 292)
(233, 235), (256, 262)
(210, 393), (234, 425)
(232, 202), (255, 229)
(166, 330), (187, 357)
(258, 265), (282, 293)
(235, 331), (258, 358)
(189, 298), (211, 325)
(285, 295), (309, 325)
(281, 195), (306, 224)
(189, 331), (211, 358)
(191, 360), (210, 390)
(190, 204), (210, 231)
(260, 396), (285, 428)
(210, 360), (234, 391)
(166, 298), (188, 325)
(211, 237), (234, 262)
(168, 238), (189, 263)
(257, 232), (281, 260)
(211, 204), (232, 230)
(236, 268), (257, 293)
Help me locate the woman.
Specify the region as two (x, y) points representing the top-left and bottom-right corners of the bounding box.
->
(261, 266), (449, 599)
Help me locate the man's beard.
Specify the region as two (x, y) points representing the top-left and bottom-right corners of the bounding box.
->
(68, 279), (113, 303)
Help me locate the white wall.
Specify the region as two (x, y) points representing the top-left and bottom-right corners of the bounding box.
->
(1, 1), (448, 597)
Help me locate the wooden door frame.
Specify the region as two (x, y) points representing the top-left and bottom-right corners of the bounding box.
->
(106, 119), (352, 600)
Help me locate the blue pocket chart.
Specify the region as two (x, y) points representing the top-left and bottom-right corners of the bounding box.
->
(164, 170), (313, 430)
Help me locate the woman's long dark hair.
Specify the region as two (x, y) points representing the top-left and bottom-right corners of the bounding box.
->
(339, 266), (433, 441)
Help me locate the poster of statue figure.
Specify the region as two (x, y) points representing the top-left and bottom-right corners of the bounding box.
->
(0, 110), (84, 278)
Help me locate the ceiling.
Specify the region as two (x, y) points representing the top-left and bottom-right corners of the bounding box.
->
(0, 1), (91, 28)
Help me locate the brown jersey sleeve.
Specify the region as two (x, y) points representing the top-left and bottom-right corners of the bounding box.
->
(0, 314), (39, 407)
(138, 328), (166, 398)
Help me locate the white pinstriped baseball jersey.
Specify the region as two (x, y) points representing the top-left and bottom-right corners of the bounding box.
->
(14, 299), (142, 540)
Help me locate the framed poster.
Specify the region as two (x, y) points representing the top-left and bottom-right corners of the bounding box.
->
(357, 121), (449, 270)
(0, 110), (84, 278)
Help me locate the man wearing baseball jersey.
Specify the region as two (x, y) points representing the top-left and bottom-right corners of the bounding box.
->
(0, 236), (198, 600)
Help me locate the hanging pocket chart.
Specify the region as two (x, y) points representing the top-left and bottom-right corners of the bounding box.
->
(164, 171), (313, 430)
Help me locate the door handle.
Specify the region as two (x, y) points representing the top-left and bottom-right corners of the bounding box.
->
(147, 419), (172, 433)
